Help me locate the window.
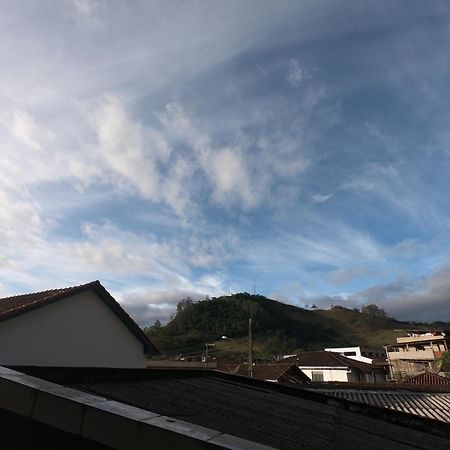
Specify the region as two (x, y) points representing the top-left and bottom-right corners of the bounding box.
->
(311, 371), (324, 382)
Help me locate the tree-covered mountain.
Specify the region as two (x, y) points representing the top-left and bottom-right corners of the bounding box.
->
(145, 293), (449, 358)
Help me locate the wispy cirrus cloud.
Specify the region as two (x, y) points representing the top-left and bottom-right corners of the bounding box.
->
(2, 1), (450, 325)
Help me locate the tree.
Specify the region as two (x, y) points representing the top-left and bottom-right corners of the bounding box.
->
(440, 352), (450, 373)
(177, 297), (194, 313)
(360, 304), (388, 330)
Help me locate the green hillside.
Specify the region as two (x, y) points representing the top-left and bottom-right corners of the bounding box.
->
(145, 293), (449, 359)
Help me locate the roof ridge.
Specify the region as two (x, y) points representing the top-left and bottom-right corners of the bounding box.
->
(0, 280), (100, 302)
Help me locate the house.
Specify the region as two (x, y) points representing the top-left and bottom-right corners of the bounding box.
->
(324, 346), (386, 364)
(386, 331), (449, 377)
(0, 365), (449, 449)
(0, 280), (158, 368)
(287, 351), (387, 383)
(217, 363), (311, 384)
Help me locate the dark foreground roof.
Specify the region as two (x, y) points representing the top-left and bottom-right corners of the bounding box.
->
(13, 366), (450, 450)
(0, 281), (158, 355)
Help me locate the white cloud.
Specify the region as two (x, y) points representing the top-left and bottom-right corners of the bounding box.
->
(209, 148), (254, 207)
(92, 95), (161, 201)
(117, 271), (232, 326)
(70, 0), (102, 19)
(311, 193), (333, 204)
(11, 110), (44, 150)
(328, 266), (375, 285)
(287, 59), (313, 87)
(342, 163), (441, 227)
(161, 103), (257, 208)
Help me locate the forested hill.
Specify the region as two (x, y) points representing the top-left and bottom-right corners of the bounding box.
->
(145, 293), (449, 357)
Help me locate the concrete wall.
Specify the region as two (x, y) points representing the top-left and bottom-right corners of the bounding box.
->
(325, 347), (385, 364)
(0, 291), (147, 368)
(389, 349), (435, 361)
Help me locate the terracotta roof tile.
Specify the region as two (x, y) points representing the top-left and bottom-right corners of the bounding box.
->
(407, 372), (450, 386)
(0, 283), (91, 319)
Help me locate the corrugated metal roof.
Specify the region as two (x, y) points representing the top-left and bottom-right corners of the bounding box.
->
(316, 389), (450, 423)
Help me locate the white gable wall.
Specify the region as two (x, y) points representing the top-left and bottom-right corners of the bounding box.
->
(0, 290), (147, 368)
(299, 367), (350, 382)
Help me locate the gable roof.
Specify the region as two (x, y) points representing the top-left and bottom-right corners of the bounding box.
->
(0, 280), (159, 355)
(407, 371), (450, 386)
(219, 363), (310, 384)
(289, 351), (381, 373)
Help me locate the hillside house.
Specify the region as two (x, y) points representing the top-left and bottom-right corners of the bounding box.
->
(217, 363), (311, 384)
(386, 331), (449, 377)
(0, 281), (158, 368)
(324, 346), (386, 364)
(287, 351), (387, 383)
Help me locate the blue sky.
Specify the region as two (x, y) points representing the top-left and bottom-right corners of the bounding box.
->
(2, 0), (450, 324)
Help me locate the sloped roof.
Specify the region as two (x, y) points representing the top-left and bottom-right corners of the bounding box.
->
(316, 389), (450, 423)
(0, 280), (158, 355)
(407, 372), (450, 386)
(290, 351), (381, 373)
(20, 366), (450, 449)
(220, 363), (310, 384)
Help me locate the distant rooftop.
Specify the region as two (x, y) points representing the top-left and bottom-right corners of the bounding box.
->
(286, 351), (382, 372)
(407, 372), (450, 386)
(314, 389), (450, 423)
(217, 363), (310, 384)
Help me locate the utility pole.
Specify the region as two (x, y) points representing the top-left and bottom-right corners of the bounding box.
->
(248, 318), (253, 378)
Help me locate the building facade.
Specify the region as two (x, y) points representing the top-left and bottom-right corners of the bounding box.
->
(387, 332), (448, 377)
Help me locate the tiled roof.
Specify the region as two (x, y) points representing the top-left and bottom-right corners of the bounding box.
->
(290, 351), (380, 373)
(0, 286), (77, 318)
(317, 389), (450, 423)
(0, 280), (158, 355)
(219, 363), (310, 383)
(407, 372), (450, 386)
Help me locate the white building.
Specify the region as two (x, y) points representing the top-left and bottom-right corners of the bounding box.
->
(0, 280), (158, 368)
(324, 346), (386, 364)
(287, 351), (387, 383)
